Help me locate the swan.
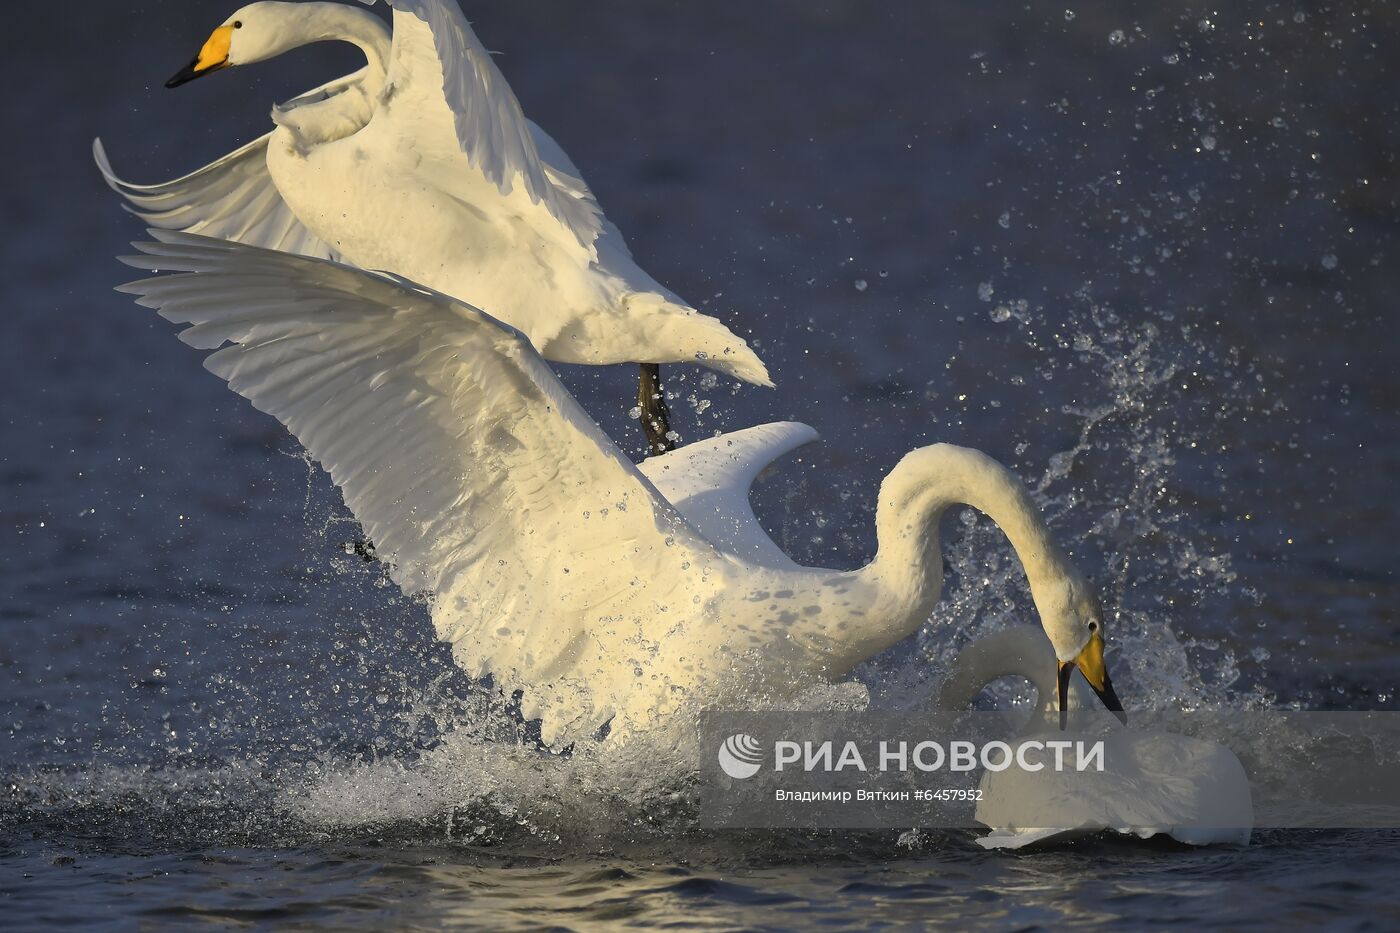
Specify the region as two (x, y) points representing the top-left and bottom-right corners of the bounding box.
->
(116, 231), (1125, 747)
(940, 627), (1252, 849)
(937, 626), (1100, 725)
(95, 0), (772, 453)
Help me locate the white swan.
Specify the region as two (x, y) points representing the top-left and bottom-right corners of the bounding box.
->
(117, 232), (1124, 747)
(937, 626), (1099, 724)
(96, 0), (771, 452)
(941, 627), (1252, 849)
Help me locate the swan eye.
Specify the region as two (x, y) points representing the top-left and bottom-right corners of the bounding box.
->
(1088, 621), (1098, 632)
(233, 20), (243, 28)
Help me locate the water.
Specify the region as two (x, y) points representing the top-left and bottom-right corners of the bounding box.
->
(7, 834), (1400, 930)
(4, 0), (1399, 927)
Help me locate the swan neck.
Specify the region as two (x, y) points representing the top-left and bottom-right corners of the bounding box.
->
(337, 9), (391, 86)
(274, 4), (390, 89)
(937, 629), (1059, 710)
(865, 445), (1069, 640)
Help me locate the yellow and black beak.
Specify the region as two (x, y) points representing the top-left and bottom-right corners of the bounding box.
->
(166, 25), (234, 88)
(1057, 631), (1127, 729)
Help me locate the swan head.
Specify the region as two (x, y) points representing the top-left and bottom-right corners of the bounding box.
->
(1036, 572), (1126, 726)
(165, 2), (318, 88)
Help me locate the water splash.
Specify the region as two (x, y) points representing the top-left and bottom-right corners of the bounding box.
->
(861, 287), (1268, 716)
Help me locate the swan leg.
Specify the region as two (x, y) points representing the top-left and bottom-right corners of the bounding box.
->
(638, 363), (676, 455)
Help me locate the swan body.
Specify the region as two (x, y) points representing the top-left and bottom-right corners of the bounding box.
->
(97, 0), (769, 386)
(118, 233), (1117, 747)
(943, 628), (1253, 849)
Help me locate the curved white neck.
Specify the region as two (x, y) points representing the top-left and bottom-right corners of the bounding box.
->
(263, 3), (391, 93)
(937, 628), (1059, 710)
(859, 444), (1070, 649)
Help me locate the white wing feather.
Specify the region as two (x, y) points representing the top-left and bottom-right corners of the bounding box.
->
(96, 124), (602, 265)
(93, 68), (384, 259)
(117, 232), (716, 737)
(639, 423), (819, 570)
(364, 0), (604, 248)
(94, 135), (336, 260)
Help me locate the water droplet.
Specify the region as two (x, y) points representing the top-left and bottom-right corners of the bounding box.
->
(1108, 29), (1126, 46)
(977, 282), (995, 302)
(997, 211), (1011, 229)
(854, 279), (868, 292)
(1322, 253), (1338, 270)
(989, 306), (1012, 323)
(628, 406), (642, 420)
(1064, 9), (1076, 21)
(1201, 135), (1217, 151)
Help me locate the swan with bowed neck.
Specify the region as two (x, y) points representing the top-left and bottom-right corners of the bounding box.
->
(95, 0), (769, 451)
(941, 627), (1252, 849)
(118, 233), (1121, 746)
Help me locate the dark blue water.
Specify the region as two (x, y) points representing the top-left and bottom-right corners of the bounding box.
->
(4, 0), (1399, 928)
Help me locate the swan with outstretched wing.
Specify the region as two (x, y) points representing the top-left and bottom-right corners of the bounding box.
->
(98, 0), (770, 454)
(119, 232), (1125, 746)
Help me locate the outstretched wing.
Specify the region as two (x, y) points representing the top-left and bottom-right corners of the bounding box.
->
(94, 135), (336, 261)
(118, 232), (716, 737)
(365, 0), (604, 249)
(639, 423), (819, 569)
